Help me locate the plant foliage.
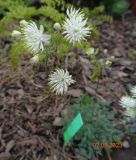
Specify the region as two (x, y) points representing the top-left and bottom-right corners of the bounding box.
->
(62, 95), (124, 160)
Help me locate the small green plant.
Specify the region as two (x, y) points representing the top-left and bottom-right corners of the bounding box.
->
(62, 95), (124, 160)
(83, 47), (112, 80)
(104, 0), (129, 15)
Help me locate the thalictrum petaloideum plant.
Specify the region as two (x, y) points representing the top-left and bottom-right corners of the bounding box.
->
(11, 6), (112, 94)
(11, 8), (93, 95)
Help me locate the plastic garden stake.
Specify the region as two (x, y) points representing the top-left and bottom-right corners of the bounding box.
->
(64, 113), (83, 143)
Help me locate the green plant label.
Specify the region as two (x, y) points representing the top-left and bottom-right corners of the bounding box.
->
(63, 113), (83, 143)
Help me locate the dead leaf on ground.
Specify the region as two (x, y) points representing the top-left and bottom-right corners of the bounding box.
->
(84, 86), (96, 96)
(68, 89), (83, 97)
(53, 117), (62, 127)
(5, 140), (15, 153)
(0, 152), (11, 159)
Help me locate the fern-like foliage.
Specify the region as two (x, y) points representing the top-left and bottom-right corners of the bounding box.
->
(62, 95), (124, 160)
(10, 41), (24, 68)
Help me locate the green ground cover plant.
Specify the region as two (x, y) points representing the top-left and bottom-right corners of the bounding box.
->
(62, 95), (124, 160)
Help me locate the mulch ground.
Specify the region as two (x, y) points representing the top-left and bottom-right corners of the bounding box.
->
(0, 13), (136, 160)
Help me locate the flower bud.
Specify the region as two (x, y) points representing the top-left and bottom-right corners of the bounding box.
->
(122, 141), (130, 149)
(103, 49), (108, 54)
(105, 60), (112, 66)
(20, 20), (28, 27)
(11, 30), (21, 39)
(86, 48), (95, 55)
(54, 23), (61, 30)
(30, 54), (39, 64)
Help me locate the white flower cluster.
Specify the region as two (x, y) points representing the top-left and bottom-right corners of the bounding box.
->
(120, 86), (136, 118)
(11, 8), (91, 95)
(12, 8), (90, 59)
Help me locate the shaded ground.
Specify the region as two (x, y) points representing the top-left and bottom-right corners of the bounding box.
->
(0, 13), (136, 160)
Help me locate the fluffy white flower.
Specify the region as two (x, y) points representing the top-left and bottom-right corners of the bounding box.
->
(63, 8), (90, 44)
(12, 30), (21, 39)
(130, 86), (136, 98)
(21, 21), (51, 54)
(120, 96), (136, 108)
(48, 69), (75, 95)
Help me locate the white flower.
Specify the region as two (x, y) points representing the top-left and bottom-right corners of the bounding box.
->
(63, 8), (90, 44)
(54, 22), (61, 30)
(130, 86), (136, 98)
(12, 30), (21, 39)
(30, 54), (40, 64)
(120, 96), (136, 108)
(20, 20), (28, 27)
(21, 21), (51, 54)
(48, 69), (75, 95)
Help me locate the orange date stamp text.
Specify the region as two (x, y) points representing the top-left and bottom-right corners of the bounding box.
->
(92, 142), (123, 149)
